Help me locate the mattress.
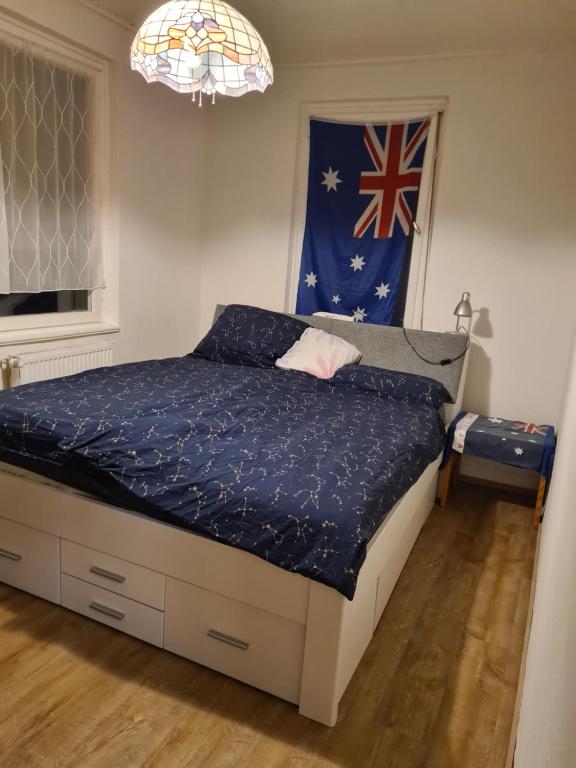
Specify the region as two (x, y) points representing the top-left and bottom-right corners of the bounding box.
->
(0, 448), (165, 517)
(0, 356), (445, 598)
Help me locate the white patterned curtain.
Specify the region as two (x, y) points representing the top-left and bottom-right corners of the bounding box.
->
(0, 39), (103, 294)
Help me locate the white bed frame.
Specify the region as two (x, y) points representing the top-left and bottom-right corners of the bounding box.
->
(0, 453), (440, 726)
(0, 315), (468, 726)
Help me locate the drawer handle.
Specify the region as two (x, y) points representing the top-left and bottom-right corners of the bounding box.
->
(89, 565), (126, 584)
(207, 628), (250, 651)
(89, 601), (125, 621)
(0, 548), (22, 562)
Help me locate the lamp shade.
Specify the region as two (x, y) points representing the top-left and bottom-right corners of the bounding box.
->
(454, 291), (472, 318)
(453, 291), (472, 331)
(130, 0), (273, 101)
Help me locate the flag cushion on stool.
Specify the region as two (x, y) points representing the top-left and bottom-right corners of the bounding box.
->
(445, 413), (556, 478)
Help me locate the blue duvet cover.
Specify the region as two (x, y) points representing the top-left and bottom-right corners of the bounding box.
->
(0, 357), (445, 598)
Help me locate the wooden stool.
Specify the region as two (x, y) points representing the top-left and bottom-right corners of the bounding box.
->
(440, 413), (555, 529)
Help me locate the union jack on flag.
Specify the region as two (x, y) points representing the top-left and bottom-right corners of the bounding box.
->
(354, 120), (430, 239)
(512, 422), (548, 436)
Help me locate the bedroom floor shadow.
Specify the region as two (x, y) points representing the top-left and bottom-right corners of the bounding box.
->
(0, 483), (536, 768)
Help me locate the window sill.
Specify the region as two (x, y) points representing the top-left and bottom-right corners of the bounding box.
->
(0, 321), (120, 347)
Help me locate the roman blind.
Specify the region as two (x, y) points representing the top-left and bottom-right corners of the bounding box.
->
(0, 38), (103, 294)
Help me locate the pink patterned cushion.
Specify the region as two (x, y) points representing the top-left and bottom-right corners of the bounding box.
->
(275, 327), (361, 379)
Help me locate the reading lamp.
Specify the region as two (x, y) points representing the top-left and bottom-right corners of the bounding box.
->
(454, 291), (472, 332)
(402, 292), (472, 365)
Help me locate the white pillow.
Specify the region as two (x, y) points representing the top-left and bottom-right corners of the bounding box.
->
(276, 327), (361, 379)
(313, 311), (354, 322)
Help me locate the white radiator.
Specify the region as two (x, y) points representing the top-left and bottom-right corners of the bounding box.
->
(4, 343), (113, 387)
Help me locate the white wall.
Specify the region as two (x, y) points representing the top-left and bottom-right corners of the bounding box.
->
(515, 329), (576, 767)
(200, 49), (576, 448)
(0, 0), (206, 365)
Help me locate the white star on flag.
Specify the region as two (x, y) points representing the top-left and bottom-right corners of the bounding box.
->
(514, 447), (524, 456)
(489, 417), (503, 423)
(321, 167), (342, 192)
(332, 294), (341, 304)
(350, 255), (365, 272)
(375, 282), (391, 300)
(353, 307), (367, 322)
(304, 272), (317, 288)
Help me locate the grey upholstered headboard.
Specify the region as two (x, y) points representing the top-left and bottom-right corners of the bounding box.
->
(213, 305), (468, 404)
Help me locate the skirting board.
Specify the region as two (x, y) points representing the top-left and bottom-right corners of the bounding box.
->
(505, 527), (541, 768)
(0, 455), (441, 726)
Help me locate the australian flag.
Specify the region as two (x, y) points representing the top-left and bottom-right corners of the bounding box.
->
(296, 118), (430, 325)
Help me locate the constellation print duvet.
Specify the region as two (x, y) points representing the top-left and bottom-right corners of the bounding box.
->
(0, 357), (446, 598)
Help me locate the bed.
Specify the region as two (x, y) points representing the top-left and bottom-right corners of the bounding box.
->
(0, 305), (468, 726)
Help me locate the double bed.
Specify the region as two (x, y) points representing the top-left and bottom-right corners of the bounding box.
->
(0, 306), (467, 726)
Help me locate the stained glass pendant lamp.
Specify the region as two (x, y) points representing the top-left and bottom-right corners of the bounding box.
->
(130, 0), (273, 105)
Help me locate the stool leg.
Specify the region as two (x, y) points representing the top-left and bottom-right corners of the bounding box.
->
(452, 452), (461, 487)
(533, 475), (546, 529)
(438, 455), (453, 508)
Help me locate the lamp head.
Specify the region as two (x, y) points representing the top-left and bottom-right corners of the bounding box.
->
(454, 291), (472, 331)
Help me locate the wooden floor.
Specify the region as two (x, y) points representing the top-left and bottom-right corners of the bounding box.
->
(0, 484), (537, 768)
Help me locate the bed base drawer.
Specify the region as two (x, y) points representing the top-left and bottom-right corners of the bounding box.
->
(60, 574), (164, 647)
(0, 516), (60, 603)
(61, 539), (165, 610)
(164, 577), (306, 704)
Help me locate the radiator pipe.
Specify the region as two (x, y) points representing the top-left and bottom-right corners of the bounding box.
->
(0, 357), (20, 389)
(1, 358), (11, 390)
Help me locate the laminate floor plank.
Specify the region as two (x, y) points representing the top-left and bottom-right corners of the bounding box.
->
(0, 484), (536, 768)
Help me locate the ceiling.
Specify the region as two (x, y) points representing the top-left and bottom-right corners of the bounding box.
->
(84, 0), (576, 65)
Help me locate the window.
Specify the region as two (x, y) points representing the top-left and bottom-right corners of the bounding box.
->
(286, 98), (446, 329)
(0, 291), (89, 317)
(0, 12), (116, 343)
